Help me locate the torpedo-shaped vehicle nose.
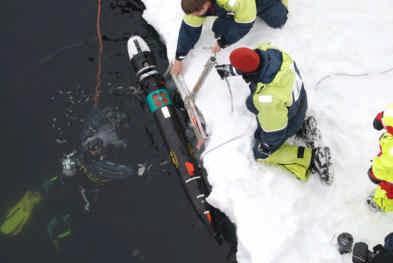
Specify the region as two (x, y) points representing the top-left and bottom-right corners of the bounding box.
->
(127, 35), (159, 83)
(127, 35), (151, 60)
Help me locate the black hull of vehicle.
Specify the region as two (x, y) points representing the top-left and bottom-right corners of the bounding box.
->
(127, 36), (220, 241)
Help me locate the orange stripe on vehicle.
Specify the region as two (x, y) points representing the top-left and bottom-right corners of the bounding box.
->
(185, 161), (195, 176)
(205, 211), (212, 223)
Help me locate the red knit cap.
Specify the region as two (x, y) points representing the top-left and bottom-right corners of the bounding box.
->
(229, 47), (261, 73)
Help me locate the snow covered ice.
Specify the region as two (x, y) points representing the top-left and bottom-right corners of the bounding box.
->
(143, 0), (393, 262)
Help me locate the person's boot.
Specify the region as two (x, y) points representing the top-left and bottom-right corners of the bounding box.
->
(311, 147), (333, 184)
(297, 116), (321, 147)
(366, 191), (381, 212)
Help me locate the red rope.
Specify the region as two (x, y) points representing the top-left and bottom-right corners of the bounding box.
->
(94, 0), (104, 107)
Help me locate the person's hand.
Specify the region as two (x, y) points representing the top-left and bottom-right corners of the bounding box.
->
(254, 142), (272, 159)
(211, 41), (222, 54)
(215, 64), (233, 79)
(215, 64), (238, 79)
(171, 59), (183, 75)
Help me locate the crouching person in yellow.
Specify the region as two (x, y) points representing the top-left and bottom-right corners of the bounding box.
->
(367, 104), (393, 212)
(215, 43), (333, 184)
(172, 0), (289, 75)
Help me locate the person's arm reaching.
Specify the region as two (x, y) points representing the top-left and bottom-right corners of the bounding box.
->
(175, 21), (203, 60)
(173, 15), (205, 75)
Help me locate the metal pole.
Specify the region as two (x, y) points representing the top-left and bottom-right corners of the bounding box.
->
(223, 77), (234, 113)
(188, 56), (217, 101)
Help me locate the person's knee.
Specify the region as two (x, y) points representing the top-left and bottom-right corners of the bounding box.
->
(259, 1), (288, 28)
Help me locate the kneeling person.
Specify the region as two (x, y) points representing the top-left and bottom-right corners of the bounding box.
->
(367, 104), (393, 212)
(216, 43), (332, 183)
(172, 0), (289, 75)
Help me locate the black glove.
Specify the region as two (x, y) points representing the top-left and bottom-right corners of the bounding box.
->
(253, 142), (273, 160)
(215, 64), (238, 79)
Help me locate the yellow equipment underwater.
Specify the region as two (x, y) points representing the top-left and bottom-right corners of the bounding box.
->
(0, 191), (42, 236)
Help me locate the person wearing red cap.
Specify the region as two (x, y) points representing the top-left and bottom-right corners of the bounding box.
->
(367, 104), (393, 212)
(216, 43), (333, 184)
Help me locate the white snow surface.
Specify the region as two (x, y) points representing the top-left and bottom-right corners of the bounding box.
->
(143, 0), (393, 262)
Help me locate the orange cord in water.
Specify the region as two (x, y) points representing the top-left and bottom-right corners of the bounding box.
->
(94, 0), (104, 107)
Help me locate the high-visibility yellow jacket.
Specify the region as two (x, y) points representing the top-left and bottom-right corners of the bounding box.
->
(176, 0), (256, 59)
(373, 132), (393, 183)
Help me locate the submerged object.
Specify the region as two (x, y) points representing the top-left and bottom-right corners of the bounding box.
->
(84, 160), (136, 183)
(0, 191), (42, 236)
(47, 214), (72, 250)
(60, 148), (136, 185)
(77, 107), (135, 183)
(80, 107), (128, 152)
(58, 106), (136, 185)
(62, 151), (80, 177)
(127, 35), (220, 240)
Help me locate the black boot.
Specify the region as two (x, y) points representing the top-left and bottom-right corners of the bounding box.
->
(311, 147), (333, 184)
(297, 116), (321, 147)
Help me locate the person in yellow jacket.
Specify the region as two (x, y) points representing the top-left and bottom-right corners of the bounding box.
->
(215, 43), (333, 184)
(367, 104), (393, 212)
(172, 0), (289, 75)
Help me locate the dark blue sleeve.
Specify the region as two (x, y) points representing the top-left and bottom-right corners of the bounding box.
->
(212, 16), (254, 47)
(175, 21), (202, 60)
(245, 95), (258, 114)
(258, 129), (287, 152)
(253, 126), (287, 159)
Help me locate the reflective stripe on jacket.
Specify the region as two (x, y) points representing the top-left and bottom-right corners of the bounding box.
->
(253, 44), (303, 128)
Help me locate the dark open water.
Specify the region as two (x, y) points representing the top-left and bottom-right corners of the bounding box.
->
(0, 1), (231, 262)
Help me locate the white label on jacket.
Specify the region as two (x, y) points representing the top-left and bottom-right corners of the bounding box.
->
(161, 107), (171, 119)
(228, 0), (237, 8)
(259, 95), (273, 103)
